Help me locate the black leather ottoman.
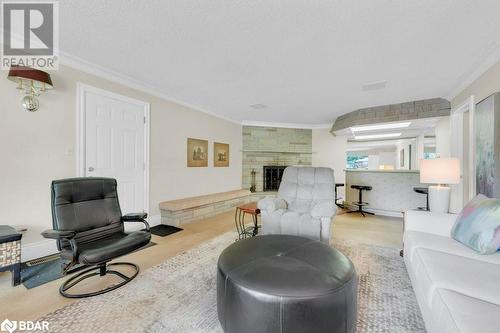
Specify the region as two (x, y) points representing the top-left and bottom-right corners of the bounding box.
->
(217, 235), (357, 333)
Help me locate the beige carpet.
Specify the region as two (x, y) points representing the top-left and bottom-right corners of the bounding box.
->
(37, 232), (425, 332)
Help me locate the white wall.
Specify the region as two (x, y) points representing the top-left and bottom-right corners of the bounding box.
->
(452, 59), (500, 108)
(312, 128), (347, 194)
(396, 139), (416, 170)
(415, 134), (425, 169)
(0, 64), (242, 259)
(367, 155), (380, 169)
(435, 116), (451, 158)
(378, 151), (396, 167)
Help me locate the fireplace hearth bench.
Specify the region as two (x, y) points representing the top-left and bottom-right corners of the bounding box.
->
(159, 190), (274, 226)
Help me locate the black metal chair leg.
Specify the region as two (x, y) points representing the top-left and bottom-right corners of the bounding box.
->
(59, 262), (139, 298)
(348, 185), (374, 217)
(234, 208), (241, 240)
(252, 214), (259, 236)
(107, 269), (131, 281)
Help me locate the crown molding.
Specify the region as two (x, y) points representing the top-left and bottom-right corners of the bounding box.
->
(5, 43), (335, 130)
(59, 51), (242, 125)
(445, 41), (500, 102)
(60, 53), (337, 130)
(241, 120), (332, 129)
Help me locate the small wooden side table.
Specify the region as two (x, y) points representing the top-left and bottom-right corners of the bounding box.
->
(0, 225), (22, 286)
(235, 202), (261, 240)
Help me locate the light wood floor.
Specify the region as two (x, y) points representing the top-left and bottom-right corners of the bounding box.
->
(0, 209), (403, 321)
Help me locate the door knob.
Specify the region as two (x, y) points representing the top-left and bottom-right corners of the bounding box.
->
(88, 166), (95, 172)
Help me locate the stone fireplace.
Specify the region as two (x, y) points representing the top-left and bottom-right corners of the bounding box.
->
(263, 166), (287, 191)
(242, 126), (312, 192)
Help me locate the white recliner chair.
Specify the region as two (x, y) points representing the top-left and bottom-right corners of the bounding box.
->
(257, 166), (337, 244)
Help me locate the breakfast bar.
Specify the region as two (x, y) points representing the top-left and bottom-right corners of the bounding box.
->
(345, 169), (426, 216)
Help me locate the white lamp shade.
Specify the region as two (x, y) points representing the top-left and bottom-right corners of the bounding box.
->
(420, 158), (460, 184)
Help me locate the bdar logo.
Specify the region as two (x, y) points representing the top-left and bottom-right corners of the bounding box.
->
(0, 319), (17, 333)
(0, 318), (49, 332)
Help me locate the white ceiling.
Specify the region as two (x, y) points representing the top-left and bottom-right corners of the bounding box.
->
(59, 1), (500, 126)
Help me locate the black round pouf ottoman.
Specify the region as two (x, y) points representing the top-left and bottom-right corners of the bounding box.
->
(217, 235), (357, 333)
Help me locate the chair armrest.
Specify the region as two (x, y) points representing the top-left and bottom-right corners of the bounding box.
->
(404, 210), (457, 237)
(258, 197), (287, 213)
(311, 201), (337, 218)
(122, 212), (148, 221)
(41, 229), (76, 240)
(42, 230), (79, 273)
(122, 213), (150, 231)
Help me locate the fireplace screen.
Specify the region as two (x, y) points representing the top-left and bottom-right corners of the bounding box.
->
(263, 166), (287, 191)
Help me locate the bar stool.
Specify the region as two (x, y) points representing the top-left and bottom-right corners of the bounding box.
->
(348, 185), (374, 217)
(335, 183), (345, 208)
(413, 187), (429, 211)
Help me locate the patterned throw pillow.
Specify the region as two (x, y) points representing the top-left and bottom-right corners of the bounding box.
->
(451, 194), (500, 254)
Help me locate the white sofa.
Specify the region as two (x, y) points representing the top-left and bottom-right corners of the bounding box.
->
(404, 210), (500, 333)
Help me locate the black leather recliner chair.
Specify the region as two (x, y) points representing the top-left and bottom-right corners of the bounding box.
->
(42, 177), (151, 298)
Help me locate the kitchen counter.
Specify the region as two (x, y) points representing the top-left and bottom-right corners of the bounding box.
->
(345, 169), (419, 174)
(344, 169), (426, 216)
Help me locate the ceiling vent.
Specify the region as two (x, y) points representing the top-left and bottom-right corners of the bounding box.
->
(362, 80), (387, 91)
(250, 104), (267, 109)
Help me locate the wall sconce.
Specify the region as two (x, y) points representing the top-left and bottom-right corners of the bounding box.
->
(7, 65), (53, 112)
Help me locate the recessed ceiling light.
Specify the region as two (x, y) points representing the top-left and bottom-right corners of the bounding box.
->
(250, 104), (267, 109)
(351, 122), (411, 132)
(354, 133), (402, 140)
(362, 80), (387, 91)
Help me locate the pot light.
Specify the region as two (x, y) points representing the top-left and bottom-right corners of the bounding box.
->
(354, 133), (402, 140)
(250, 104), (267, 109)
(351, 122), (411, 132)
(362, 80), (387, 91)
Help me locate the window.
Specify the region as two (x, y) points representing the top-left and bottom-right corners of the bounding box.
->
(347, 155), (368, 169)
(424, 152), (437, 159)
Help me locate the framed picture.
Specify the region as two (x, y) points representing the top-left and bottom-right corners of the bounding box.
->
(213, 142), (229, 167)
(187, 138), (208, 167)
(475, 93), (500, 198)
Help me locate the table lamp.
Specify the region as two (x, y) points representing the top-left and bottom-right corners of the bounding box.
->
(420, 158), (460, 213)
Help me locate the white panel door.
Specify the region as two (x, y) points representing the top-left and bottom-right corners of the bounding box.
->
(83, 88), (148, 214)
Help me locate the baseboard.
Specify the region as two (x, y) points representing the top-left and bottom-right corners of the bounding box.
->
(364, 208), (403, 218)
(343, 205), (403, 218)
(22, 239), (58, 262)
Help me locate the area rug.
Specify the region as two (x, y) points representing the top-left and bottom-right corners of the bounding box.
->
(37, 233), (425, 332)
